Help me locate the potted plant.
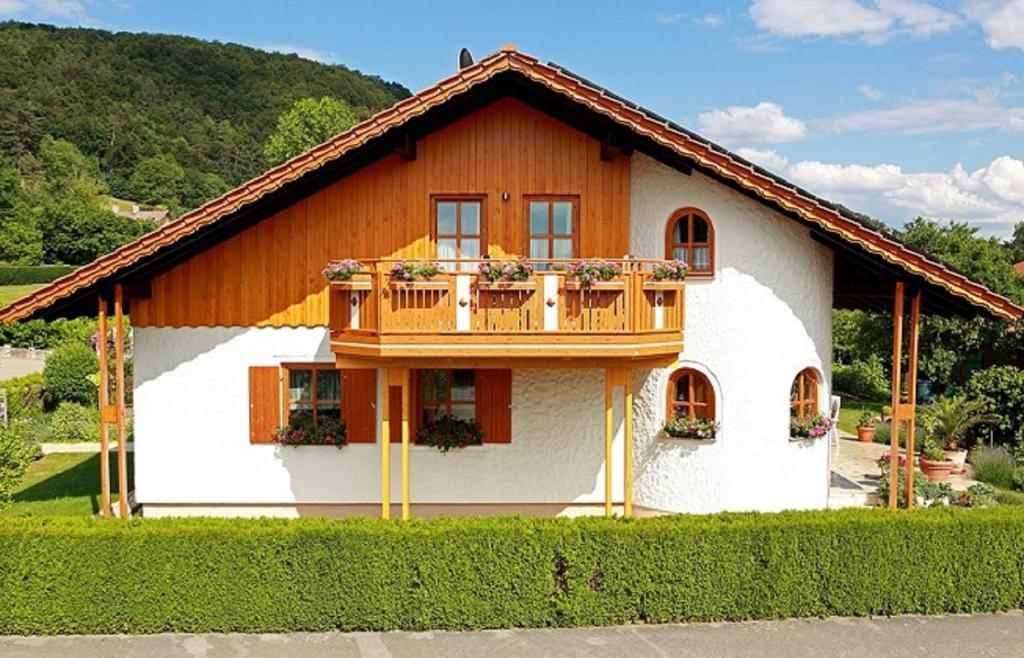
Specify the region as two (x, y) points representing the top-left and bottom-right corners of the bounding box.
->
(477, 258), (535, 289)
(273, 418), (347, 449)
(856, 409), (876, 443)
(919, 394), (998, 475)
(918, 437), (955, 483)
(662, 416), (719, 441)
(789, 412), (833, 440)
(415, 414), (484, 453)
(644, 259), (689, 290)
(564, 259), (624, 290)
(388, 261), (446, 289)
(877, 451), (907, 476)
(323, 259), (371, 289)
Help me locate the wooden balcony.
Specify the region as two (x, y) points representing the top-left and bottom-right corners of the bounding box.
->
(329, 260), (684, 367)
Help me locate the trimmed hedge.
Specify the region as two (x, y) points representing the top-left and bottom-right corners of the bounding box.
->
(0, 265), (74, 286)
(1, 508), (1024, 634)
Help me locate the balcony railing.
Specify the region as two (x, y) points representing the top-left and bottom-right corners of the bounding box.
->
(328, 259), (685, 363)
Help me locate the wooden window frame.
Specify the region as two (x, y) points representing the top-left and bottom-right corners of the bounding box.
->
(419, 368), (477, 424)
(790, 368), (819, 419)
(667, 368), (716, 421)
(280, 363), (342, 427)
(665, 207), (715, 277)
(524, 195), (579, 262)
(432, 195), (486, 264)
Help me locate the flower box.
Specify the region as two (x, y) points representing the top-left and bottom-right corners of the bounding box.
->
(389, 279), (450, 291)
(642, 280), (686, 291)
(329, 274), (373, 291)
(476, 279), (537, 292)
(564, 279), (626, 291)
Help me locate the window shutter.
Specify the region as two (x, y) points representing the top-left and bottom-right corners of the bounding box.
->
(476, 369), (512, 443)
(248, 366), (280, 444)
(341, 369), (377, 443)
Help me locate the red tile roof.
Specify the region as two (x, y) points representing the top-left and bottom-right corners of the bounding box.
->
(2, 48), (1022, 322)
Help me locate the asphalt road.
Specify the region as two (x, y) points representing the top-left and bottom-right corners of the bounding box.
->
(1, 612), (1022, 657)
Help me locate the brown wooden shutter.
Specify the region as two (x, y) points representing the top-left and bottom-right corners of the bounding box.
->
(476, 369), (512, 443)
(248, 366), (280, 444)
(341, 369), (377, 443)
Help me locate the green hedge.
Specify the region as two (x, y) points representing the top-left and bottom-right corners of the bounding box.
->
(0, 265), (74, 286)
(1, 509), (1024, 634)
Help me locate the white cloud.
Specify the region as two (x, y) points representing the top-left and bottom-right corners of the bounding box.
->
(749, 0), (961, 43)
(857, 84), (884, 101)
(655, 13), (685, 24)
(783, 156), (1024, 228)
(262, 43), (337, 64)
(0, 0), (27, 13)
(825, 91), (1024, 134)
(735, 147), (790, 171)
(696, 13), (725, 28)
(697, 101), (807, 145)
(0, 0), (89, 19)
(964, 0), (1024, 50)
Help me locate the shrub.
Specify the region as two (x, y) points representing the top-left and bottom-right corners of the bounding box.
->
(0, 264), (74, 285)
(49, 402), (100, 443)
(4, 509), (1024, 634)
(42, 341), (98, 406)
(0, 372), (46, 419)
(965, 366), (1024, 445)
(969, 446), (1016, 489)
(0, 423), (38, 509)
(0, 317), (95, 349)
(1012, 467), (1024, 493)
(832, 356), (889, 400)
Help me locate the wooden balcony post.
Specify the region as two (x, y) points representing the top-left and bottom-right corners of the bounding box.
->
(400, 368), (411, 520)
(97, 293), (111, 518)
(889, 281), (905, 511)
(904, 290), (922, 509)
(623, 368), (633, 518)
(380, 368), (391, 520)
(604, 368), (614, 517)
(114, 284), (128, 518)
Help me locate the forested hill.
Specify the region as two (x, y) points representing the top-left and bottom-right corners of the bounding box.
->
(0, 21), (409, 196)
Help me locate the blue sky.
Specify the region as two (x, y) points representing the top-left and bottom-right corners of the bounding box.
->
(2, 0), (1023, 235)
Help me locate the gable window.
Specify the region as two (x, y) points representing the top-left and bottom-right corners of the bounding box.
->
(420, 369), (476, 424)
(285, 365), (341, 426)
(666, 208), (714, 275)
(790, 368), (819, 419)
(667, 369), (716, 420)
(435, 197), (482, 270)
(528, 197), (577, 267)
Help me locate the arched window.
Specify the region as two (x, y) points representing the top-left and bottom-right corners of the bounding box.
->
(665, 208), (714, 275)
(790, 368), (819, 418)
(667, 369), (716, 420)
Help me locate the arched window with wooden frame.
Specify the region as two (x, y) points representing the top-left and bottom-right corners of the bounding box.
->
(665, 207), (714, 276)
(667, 368), (716, 420)
(790, 368), (819, 418)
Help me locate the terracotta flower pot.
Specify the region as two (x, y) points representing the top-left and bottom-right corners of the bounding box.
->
(856, 425), (876, 443)
(919, 456), (955, 483)
(944, 449), (968, 475)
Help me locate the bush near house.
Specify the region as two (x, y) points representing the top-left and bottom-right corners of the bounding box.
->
(42, 342), (98, 407)
(832, 356), (890, 401)
(0, 317), (96, 349)
(48, 403), (100, 443)
(0, 372), (46, 419)
(0, 265), (75, 286)
(2, 508), (1024, 634)
(0, 424), (41, 509)
(965, 366), (1024, 445)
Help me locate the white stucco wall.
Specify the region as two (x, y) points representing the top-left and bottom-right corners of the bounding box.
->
(134, 326), (627, 507)
(628, 153), (833, 513)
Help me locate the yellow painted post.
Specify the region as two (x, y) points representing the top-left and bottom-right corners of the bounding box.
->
(889, 281), (905, 511)
(380, 369), (391, 520)
(605, 369), (614, 517)
(97, 294), (111, 518)
(401, 369), (411, 520)
(623, 369), (633, 518)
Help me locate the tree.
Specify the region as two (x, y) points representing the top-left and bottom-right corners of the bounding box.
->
(264, 97), (358, 166)
(0, 153), (41, 263)
(37, 135), (105, 199)
(38, 189), (151, 265)
(1009, 221), (1024, 264)
(128, 154), (185, 211)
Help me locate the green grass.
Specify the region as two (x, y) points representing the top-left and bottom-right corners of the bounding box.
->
(0, 452), (133, 517)
(0, 283), (43, 307)
(837, 399), (886, 435)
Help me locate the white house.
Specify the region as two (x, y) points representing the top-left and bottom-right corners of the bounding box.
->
(3, 46), (1019, 518)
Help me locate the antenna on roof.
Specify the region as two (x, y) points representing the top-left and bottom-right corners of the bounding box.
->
(458, 48), (474, 70)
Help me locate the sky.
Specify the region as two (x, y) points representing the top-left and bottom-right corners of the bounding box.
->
(2, 0), (1023, 237)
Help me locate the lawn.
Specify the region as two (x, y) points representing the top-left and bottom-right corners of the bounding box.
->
(836, 398), (886, 435)
(1, 452), (133, 517)
(0, 283), (42, 307)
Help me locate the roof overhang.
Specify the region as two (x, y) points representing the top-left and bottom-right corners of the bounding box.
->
(2, 46), (1021, 323)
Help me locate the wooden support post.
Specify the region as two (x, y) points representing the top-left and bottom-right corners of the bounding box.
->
(400, 368), (411, 520)
(97, 294), (111, 518)
(889, 281), (905, 511)
(380, 369), (391, 520)
(114, 284), (128, 519)
(623, 369), (633, 518)
(905, 290), (921, 509)
(604, 369), (614, 517)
